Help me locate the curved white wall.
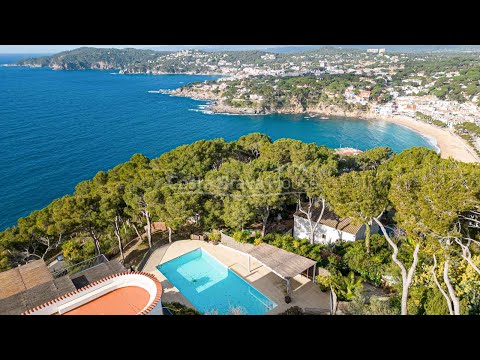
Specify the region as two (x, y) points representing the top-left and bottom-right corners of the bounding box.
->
(24, 272), (162, 315)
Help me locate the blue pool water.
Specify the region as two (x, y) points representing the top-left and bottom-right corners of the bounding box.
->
(0, 65), (435, 230)
(158, 248), (277, 315)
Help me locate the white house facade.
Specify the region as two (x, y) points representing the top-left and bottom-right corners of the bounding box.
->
(293, 208), (380, 244)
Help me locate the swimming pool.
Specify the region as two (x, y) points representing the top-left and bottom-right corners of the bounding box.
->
(157, 248), (277, 315)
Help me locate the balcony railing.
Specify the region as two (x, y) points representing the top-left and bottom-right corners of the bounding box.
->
(51, 254), (108, 279)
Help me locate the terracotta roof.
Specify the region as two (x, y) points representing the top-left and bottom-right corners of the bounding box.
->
(63, 286), (150, 315)
(144, 221), (167, 232)
(23, 272), (162, 315)
(294, 207), (363, 235)
(0, 258), (127, 315)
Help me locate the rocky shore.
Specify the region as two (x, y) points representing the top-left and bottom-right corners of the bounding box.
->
(168, 86), (372, 117)
(166, 87), (480, 163)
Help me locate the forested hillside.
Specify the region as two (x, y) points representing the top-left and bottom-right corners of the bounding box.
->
(1, 134), (479, 314)
(17, 47), (168, 70)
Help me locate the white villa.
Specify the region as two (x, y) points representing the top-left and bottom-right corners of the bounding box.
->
(293, 208), (380, 244)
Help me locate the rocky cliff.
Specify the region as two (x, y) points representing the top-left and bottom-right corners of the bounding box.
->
(169, 86), (220, 101)
(168, 85), (372, 118)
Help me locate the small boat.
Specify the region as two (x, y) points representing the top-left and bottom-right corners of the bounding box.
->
(319, 116), (329, 119)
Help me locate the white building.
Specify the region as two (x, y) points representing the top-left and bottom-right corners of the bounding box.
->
(249, 94), (264, 101)
(261, 54), (276, 60)
(375, 103), (394, 116)
(293, 208), (380, 244)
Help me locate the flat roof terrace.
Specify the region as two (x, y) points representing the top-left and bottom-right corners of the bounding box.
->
(64, 286), (150, 315)
(0, 257), (127, 315)
(24, 272), (163, 315)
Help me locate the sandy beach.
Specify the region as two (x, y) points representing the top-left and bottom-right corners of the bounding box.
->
(213, 103), (480, 163)
(379, 115), (480, 163)
(169, 88), (480, 163)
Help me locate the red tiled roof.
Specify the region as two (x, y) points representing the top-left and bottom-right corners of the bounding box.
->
(22, 271), (162, 315)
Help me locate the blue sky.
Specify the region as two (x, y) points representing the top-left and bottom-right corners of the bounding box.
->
(0, 45), (311, 54)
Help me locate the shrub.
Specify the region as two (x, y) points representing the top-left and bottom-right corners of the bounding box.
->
(407, 286), (430, 315)
(316, 273), (333, 292)
(333, 271), (364, 301)
(232, 230), (252, 243)
(81, 241), (96, 258)
(262, 233), (332, 267)
(100, 237), (117, 257)
(327, 254), (342, 269)
(424, 289), (450, 315)
(208, 229), (221, 242)
(62, 240), (83, 264)
(253, 237), (263, 246)
(62, 239), (95, 264)
(279, 306), (304, 315)
(342, 235), (391, 286)
(317, 270), (363, 301)
(163, 302), (201, 315)
(346, 289), (400, 315)
(421, 288), (470, 315)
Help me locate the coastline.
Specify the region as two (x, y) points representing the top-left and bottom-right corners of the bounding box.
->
(388, 120), (441, 153)
(14, 59), (480, 164)
(27, 65), (468, 164)
(377, 114), (480, 163)
(183, 96), (480, 163)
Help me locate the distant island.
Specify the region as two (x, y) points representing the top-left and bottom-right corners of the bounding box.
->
(19, 46), (480, 162)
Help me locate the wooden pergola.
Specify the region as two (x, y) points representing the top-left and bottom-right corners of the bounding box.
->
(246, 243), (317, 297)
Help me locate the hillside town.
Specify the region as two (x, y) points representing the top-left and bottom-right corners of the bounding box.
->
(20, 47), (480, 133)
(3, 46), (480, 316)
(150, 48), (480, 154)
(162, 49), (480, 116)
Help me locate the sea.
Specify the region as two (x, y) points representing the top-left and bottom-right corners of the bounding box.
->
(0, 54), (435, 231)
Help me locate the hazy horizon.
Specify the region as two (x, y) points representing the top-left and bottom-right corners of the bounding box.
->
(0, 45), (318, 54)
(2, 45), (477, 54)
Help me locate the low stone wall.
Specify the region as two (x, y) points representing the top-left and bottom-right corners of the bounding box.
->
(220, 232), (254, 252)
(137, 240), (168, 271)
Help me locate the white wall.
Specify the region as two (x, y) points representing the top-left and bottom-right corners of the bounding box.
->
(293, 215), (355, 244)
(293, 215), (380, 244)
(26, 273), (161, 315)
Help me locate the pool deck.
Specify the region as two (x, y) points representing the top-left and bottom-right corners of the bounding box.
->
(143, 240), (330, 315)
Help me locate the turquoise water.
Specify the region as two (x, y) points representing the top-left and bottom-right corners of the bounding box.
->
(157, 248), (277, 314)
(0, 65), (434, 230)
